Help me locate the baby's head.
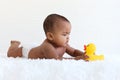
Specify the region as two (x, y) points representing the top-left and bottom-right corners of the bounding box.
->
(43, 14), (71, 47)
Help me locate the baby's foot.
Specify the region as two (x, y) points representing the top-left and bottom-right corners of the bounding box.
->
(7, 40), (23, 57)
(10, 40), (22, 47)
(11, 40), (21, 45)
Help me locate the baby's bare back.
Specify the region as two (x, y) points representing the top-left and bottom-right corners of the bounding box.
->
(28, 40), (66, 59)
(28, 45), (45, 59)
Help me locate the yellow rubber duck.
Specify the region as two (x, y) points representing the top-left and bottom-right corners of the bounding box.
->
(84, 43), (104, 61)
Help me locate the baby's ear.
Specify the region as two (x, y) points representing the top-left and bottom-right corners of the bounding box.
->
(46, 32), (54, 41)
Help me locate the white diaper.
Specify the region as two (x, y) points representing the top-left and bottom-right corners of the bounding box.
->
(21, 43), (38, 58)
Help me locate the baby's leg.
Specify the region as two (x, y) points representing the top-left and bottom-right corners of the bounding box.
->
(7, 40), (23, 58)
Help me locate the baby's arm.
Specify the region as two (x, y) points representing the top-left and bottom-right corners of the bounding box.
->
(66, 44), (88, 60)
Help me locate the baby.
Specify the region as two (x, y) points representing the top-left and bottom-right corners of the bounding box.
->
(7, 14), (88, 60)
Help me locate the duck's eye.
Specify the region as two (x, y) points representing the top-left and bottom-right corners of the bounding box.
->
(87, 44), (89, 47)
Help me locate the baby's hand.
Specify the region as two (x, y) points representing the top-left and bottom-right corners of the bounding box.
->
(75, 54), (89, 60)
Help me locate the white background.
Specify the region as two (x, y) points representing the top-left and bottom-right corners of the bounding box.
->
(0, 0), (120, 56)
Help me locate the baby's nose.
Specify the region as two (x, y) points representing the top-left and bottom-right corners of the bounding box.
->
(67, 36), (69, 40)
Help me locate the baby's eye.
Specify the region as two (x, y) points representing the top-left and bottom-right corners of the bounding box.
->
(62, 34), (67, 36)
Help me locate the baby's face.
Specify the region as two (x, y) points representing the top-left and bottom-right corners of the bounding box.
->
(52, 21), (71, 47)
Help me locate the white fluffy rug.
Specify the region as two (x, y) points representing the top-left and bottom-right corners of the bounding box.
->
(0, 54), (120, 80)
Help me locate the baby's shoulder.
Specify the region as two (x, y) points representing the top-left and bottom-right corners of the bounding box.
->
(41, 40), (54, 49)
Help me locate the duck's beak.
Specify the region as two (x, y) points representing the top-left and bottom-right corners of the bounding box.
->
(84, 45), (86, 50)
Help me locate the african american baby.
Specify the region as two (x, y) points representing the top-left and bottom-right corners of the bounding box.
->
(7, 14), (88, 60)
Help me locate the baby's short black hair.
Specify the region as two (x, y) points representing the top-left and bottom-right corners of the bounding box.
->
(43, 14), (70, 35)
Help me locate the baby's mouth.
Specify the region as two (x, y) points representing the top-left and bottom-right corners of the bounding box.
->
(66, 40), (68, 43)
